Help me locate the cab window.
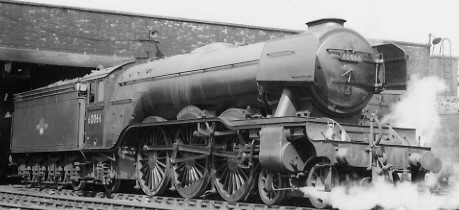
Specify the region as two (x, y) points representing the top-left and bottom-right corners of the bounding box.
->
(89, 82), (96, 103)
(88, 80), (105, 104)
(97, 81), (104, 102)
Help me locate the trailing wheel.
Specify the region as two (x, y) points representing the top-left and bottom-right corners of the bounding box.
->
(103, 176), (120, 193)
(101, 159), (120, 194)
(257, 169), (285, 205)
(306, 161), (339, 209)
(171, 124), (211, 199)
(136, 127), (171, 196)
(71, 176), (86, 190)
(211, 132), (257, 202)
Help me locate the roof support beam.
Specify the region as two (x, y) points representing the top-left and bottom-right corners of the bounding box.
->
(0, 47), (133, 68)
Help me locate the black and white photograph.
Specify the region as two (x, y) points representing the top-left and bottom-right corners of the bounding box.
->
(0, 0), (458, 209)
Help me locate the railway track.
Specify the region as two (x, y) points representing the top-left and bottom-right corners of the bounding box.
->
(0, 185), (316, 210)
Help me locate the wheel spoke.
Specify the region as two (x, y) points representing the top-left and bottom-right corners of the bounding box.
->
(151, 167), (157, 187)
(237, 168), (248, 181)
(181, 168), (187, 184)
(221, 167), (230, 187)
(232, 172), (238, 194)
(154, 167), (161, 187)
(192, 168), (198, 183)
(236, 170), (245, 186)
(194, 160), (206, 170)
(156, 160), (167, 168)
(216, 162), (228, 173)
(147, 133), (153, 146)
(149, 169), (155, 189)
(155, 163), (166, 176)
(227, 172), (233, 194)
(185, 168), (191, 184)
(140, 163), (149, 173)
(142, 167), (150, 181)
(147, 170), (153, 190)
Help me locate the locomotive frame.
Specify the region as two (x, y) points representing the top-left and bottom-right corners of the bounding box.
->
(8, 18), (442, 208)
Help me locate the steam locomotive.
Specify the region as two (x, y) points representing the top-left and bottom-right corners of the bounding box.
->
(9, 18), (441, 208)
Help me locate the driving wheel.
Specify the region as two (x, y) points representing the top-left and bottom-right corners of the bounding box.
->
(136, 127), (171, 196)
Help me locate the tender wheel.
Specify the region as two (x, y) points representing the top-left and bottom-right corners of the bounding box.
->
(46, 163), (59, 188)
(306, 162), (339, 209)
(55, 164), (65, 190)
(70, 165), (86, 191)
(19, 164), (33, 188)
(211, 132), (257, 202)
(258, 169), (285, 205)
(171, 125), (211, 199)
(136, 127), (171, 196)
(67, 162), (87, 191)
(31, 163), (45, 188)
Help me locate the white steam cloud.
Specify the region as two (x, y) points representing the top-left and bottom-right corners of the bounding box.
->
(301, 178), (459, 210)
(382, 76), (459, 185)
(382, 76), (447, 146)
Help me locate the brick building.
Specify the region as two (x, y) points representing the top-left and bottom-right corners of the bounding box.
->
(0, 1), (298, 66)
(0, 0), (298, 118)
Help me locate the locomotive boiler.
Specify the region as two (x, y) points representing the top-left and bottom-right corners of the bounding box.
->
(9, 18), (441, 208)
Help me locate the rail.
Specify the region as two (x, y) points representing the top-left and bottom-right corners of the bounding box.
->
(0, 185), (316, 210)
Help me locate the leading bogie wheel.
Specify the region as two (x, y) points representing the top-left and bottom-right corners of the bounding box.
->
(136, 127), (172, 196)
(306, 161), (339, 209)
(257, 169), (286, 205)
(171, 124), (211, 199)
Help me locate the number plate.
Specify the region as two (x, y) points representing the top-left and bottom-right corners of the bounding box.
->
(339, 53), (363, 62)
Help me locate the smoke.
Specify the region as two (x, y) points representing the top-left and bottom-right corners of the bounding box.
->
(381, 76), (447, 147)
(300, 177), (459, 210)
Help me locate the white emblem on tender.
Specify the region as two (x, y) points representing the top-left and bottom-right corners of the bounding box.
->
(36, 118), (48, 135)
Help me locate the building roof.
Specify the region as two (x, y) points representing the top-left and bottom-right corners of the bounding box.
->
(4, 0), (302, 34)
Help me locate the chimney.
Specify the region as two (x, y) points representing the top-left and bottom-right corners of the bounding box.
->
(306, 18), (346, 29)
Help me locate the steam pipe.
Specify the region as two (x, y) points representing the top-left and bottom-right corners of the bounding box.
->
(367, 114), (374, 170)
(373, 115), (383, 145)
(274, 88), (297, 117)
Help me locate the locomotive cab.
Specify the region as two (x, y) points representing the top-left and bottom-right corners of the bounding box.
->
(80, 62), (132, 149)
(83, 78), (105, 148)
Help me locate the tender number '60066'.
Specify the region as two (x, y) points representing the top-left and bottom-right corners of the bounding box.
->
(88, 114), (102, 124)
